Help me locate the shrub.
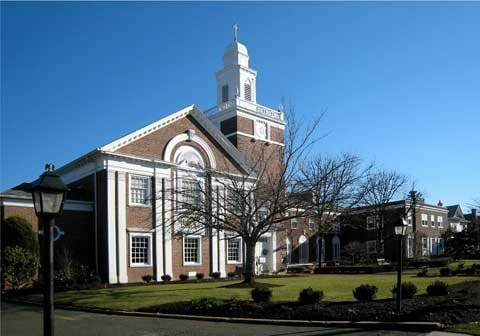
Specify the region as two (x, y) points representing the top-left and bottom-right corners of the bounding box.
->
(353, 284), (378, 302)
(161, 274), (172, 282)
(440, 267), (452, 276)
(251, 286), (272, 303)
(142, 274), (153, 283)
(416, 266), (429, 277)
(1, 216), (39, 256)
(298, 287), (323, 305)
(465, 267), (475, 275)
(179, 274), (189, 281)
(426, 281), (449, 296)
(211, 272), (221, 279)
(227, 272), (237, 278)
(191, 297), (224, 311)
(195, 273), (204, 280)
(2, 246), (38, 290)
(392, 282), (417, 299)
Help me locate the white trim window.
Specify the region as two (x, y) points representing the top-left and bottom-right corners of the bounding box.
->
(182, 178), (201, 207)
(437, 216), (443, 228)
(430, 215), (435, 227)
(366, 240), (376, 254)
(308, 219), (315, 230)
(422, 237), (429, 256)
(183, 235), (201, 265)
(130, 233), (152, 266)
(421, 214), (428, 227)
(291, 218), (298, 230)
(227, 237), (242, 264)
(130, 175), (150, 206)
(366, 216), (378, 230)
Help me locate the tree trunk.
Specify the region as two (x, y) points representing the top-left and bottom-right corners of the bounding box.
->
(243, 241), (256, 286)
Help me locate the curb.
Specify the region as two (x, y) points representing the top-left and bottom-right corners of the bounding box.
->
(5, 299), (445, 332)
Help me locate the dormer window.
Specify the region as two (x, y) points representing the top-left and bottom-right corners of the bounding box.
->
(244, 82), (252, 101)
(222, 85), (229, 103)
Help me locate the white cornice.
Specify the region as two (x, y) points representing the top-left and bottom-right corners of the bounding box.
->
(101, 105), (195, 152)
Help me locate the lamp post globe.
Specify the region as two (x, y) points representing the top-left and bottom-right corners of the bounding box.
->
(31, 163), (68, 336)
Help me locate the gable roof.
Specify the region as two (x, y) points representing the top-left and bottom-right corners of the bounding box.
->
(100, 105), (253, 174)
(447, 204), (464, 219)
(54, 105), (254, 177)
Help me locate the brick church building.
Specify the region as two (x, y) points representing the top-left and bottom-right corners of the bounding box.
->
(1, 34), (297, 284)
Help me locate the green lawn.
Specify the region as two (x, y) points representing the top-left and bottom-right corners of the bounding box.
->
(21, 273), (480, 311)
(449, 322), (480, 336)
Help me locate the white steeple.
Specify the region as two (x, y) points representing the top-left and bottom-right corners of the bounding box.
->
(216, 24), (257, 106)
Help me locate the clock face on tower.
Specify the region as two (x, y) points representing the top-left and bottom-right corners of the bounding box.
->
(255, 121), (267, 139)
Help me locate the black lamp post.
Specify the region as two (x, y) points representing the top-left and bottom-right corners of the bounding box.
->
(394, 219), (408, 313)
(31, 164), (68, 336)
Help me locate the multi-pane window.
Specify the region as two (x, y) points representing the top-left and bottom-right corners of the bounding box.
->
(431, 215), (435, 227)
(227, 238), (242, 263)
(182, 179), (201, 207)
(130, 175), (150, 205)
(366, 216), (378, 230)
(366, 241), (376, 254)
(437, 216), (443, 227)
(421, 214), (428, 226)
(184, 236), (201, 264)
(308, 219), (315, 230)
(130, 235), (150, 266)
(244, 83), (252, 101)
(222, 85), (229, 103)
(291, 218), (298, 229)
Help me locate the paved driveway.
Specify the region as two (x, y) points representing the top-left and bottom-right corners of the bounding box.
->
(1, 302), (433, 336)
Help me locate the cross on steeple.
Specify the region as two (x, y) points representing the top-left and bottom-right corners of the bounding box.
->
(233, 23), (239, 42)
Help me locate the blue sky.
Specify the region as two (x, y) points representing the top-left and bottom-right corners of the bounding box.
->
(1, 2), (479, 209)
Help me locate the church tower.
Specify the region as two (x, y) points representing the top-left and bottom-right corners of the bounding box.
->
(207, 25), (285, 176)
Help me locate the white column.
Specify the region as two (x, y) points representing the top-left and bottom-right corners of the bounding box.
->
(211, 230), (219, 273)
(117, 172), (128, 283)
(107, 170), (118, 284)
(154, 175), (164, 280)
(271, 231), (277, 272)
(218, 230), (226, 277)
(163, 177), (173, 277)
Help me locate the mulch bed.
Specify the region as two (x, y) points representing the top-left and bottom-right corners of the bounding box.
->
(138, 281), (480, 325)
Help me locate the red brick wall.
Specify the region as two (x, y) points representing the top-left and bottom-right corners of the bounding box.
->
(115, 115), (244, 175)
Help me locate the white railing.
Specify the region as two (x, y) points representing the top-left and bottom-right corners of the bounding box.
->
(205, 98), (284, 122)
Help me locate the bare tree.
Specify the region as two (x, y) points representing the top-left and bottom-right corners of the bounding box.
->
(171, 107), (323, 285)
(360, 169), (408, 256)
(298, 153), (370, 264)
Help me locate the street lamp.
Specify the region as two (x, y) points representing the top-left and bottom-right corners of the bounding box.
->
(31, 163), (68, 336)
(394, 218), (408, 313)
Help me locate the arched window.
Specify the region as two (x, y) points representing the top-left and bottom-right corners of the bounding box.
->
(222, 85), (229, 103)
(244, 82), (252, 101)
(174, 146), (205, 169)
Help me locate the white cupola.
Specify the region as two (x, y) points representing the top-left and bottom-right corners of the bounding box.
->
(216, 24), (257, 106)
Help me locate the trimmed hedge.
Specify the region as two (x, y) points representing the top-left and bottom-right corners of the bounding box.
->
(353, 284), (378, 302)
(314, 265), (394, 274)
(141, 274), (153, 283)
(298, 287), (323, 305)
(196, 273), (205, 280)
(179, 274), (189, 281)
(427, 281), (449, 296)
(251, 286), (272, 303)
(392, 282), (417, 299)
(211, 272), (221, 279)
(161, 274), (172, 282)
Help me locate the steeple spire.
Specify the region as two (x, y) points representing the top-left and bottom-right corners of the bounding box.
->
(233, 23), (239, 42)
